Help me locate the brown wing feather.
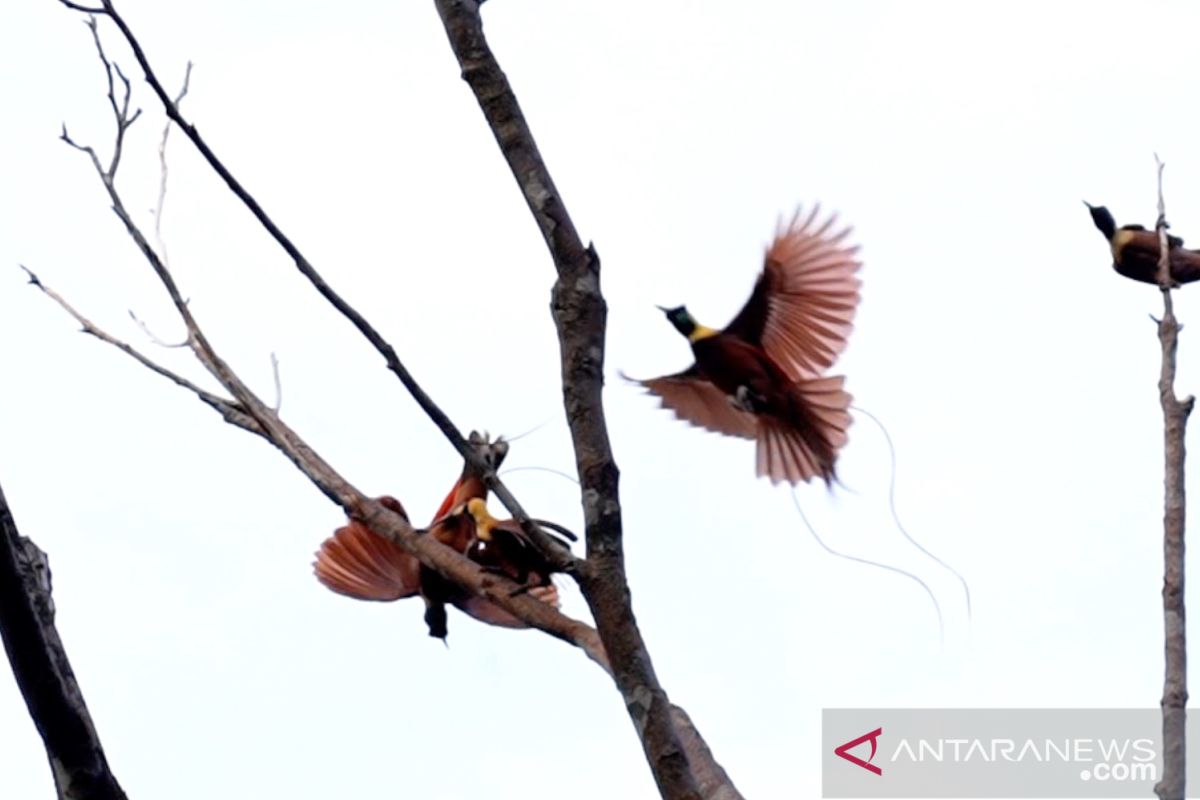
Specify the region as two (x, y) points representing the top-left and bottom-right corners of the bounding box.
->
(623, 368), (756, 440)
(725, 205), (862, 380)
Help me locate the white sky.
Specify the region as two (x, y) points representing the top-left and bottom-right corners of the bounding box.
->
(3, 1), (1200, 797)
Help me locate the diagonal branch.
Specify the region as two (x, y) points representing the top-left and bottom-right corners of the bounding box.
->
(45, 1), (609, 674)
(1153, 157), (1192, 800)
(0, 483), (128, 800)
(433, 2), (738, 798)
(27, 255), (610, 668)
(47, 3), (737, 797)
(57, 0), (571, 573)
(22, 265), (264, 437)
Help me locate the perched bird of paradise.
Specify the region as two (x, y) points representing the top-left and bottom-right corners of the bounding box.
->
(463, 498), (572, 591)
(312, 433), (561, 641)
(1085, 202), (1200, 287)
(629, 205), (862, 485)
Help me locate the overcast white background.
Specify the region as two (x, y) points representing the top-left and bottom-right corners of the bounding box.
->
(3, 1), (1200, 798)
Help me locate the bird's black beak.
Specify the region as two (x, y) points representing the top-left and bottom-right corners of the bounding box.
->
(655, 305), (670, 313)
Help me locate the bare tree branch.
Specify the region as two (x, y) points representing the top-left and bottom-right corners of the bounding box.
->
(1153, 157), (1192, 800)
(54, 0), (572, 574)
(27, 259), (609, 665)
(153, 60), (191, 268)
(433, 2), (738, 797)
(22, 265), (264, 437)
(44, 3), (738, 797)
(0, 482), (127, 800)
(44, 1), (609, 672)
(270, 352), (282, 413)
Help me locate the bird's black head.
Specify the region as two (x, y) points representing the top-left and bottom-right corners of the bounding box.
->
(1084, 201), (1117, 240)
(657, 304), (696, 338)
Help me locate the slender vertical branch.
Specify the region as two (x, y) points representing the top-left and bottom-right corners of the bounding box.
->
(433, 2), (739, 798)
(1153, 157), (1192, 800)
(0, 483), (127, 800)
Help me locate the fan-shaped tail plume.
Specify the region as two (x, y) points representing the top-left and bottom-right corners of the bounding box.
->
(756, 375), (852, 486)
(851, 405), (972, 622)
(790, 488), (945, 647)
(313, 497), (421, 602)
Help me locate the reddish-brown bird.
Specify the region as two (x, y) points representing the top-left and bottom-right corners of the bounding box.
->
(461, 498), (571, 594)
(629, 205), (861, 485)
(312, 441), (559, 640)
(1085, 202), (1200, 287)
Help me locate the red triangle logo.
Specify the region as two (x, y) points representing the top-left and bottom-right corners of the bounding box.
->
(834, 727), (883, 776)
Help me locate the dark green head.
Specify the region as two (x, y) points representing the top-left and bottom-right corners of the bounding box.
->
(1084, 201), (1117, 240)
(657, 304), (696, 338)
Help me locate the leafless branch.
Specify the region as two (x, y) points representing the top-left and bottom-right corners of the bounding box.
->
(153, 60), (190, 267)
(270, 352), (282, 413)
(45, 0), (606, 669)
(53, 0), (573, 575)
(23, 265), (263, 436)
(46, 2), (737, 797)
(128, 310), (189, 348)
(0, 482), (127, 800)
(1153, 157), (1192, 800)
(433, 1), (737, 797)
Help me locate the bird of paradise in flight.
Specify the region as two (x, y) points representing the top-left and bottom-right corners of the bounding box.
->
(312, 432), (569, 641)
(629, 205), (862, 485)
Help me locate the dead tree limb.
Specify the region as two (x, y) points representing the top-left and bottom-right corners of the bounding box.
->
(62, 0), (570, 571)
(433, 2), (738, 798)
(41, 3), (739, 798)
(1153, 158), (1192, 800)
(0, 483), (127, 800)
(43, 1), (603, 661)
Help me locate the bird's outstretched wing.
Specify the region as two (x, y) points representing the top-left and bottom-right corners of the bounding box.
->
(724, 205), (862, 380)
(624, 368), (757, 439)
(313, 512), (422, 602)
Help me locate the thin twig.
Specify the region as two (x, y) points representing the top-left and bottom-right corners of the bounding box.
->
(270, 352), (282, 414)
(1152, 157), (1192, 800)
(153, 60), (191, 268)
(128, 310), (189, 348)
(47, 2), (605, 671)
(54, 0), (574, 575)
(23, 266), (262, 436)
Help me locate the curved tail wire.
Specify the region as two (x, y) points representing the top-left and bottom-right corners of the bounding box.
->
(499, 465), (581, 486)
(851, 405), (972, 622)
(790, 488), (945, 647)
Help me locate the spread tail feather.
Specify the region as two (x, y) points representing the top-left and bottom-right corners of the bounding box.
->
(756, 375), (852, 486)
(313, 519), (422, 602)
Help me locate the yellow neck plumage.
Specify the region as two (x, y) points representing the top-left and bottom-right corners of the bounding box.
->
(1112, 228), (1136, 258)
(466, 498), (497, 541)
(687, 324), (720, 343)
